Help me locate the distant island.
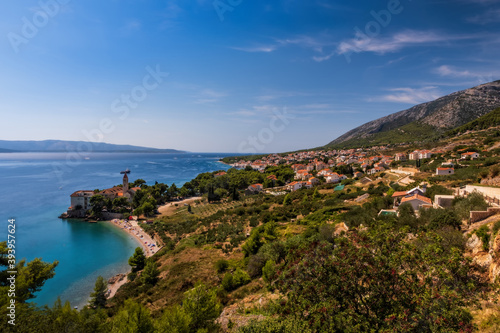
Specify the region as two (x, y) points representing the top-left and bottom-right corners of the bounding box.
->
(0, 140), (185, 153)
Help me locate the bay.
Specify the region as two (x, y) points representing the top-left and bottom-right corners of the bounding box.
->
(0, 152), (232, 308)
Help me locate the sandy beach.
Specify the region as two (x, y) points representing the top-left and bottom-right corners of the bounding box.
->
(110, 218), (158, 257)
(106, 218), (159, 298)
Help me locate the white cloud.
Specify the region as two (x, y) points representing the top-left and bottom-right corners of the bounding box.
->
(467, 9), (500, 24)
(230, 45), (278, 53)
(375, 87), (441, 104)
(435, 65), (499, 83)
(337, 30), (466, 56)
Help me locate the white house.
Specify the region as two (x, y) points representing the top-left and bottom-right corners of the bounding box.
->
(400, 194), (432, 211)
(325, 173), (340, 183)
(461, 152), (480, 160)
(436, 167), (454, 176)
(419, 150), (432, 159)
(409, 151), (420, 160)
(287, 181), (305, 191)
(70, 190), (95, 210)
(248, 183), (263, 192)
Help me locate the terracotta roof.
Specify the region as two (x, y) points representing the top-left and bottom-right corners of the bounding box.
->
(392, 191), (408, 197)
(70, 190), (94, 197)
(437, 167), (454, 171)
(401, 194), (432, 205)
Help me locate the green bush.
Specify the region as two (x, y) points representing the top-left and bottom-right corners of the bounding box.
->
(492, 220), (500, 236)
(476, 225), (491, 251)
(221, 273), (234, 291)
(222, 269), (251, 291)
(262, 260), (276, 284)
(233, 268), (251, 287)
(238, 317), (313, 333)
(214, 259), (229, 273)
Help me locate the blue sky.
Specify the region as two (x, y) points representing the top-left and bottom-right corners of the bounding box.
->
(1, 0), (499, 153)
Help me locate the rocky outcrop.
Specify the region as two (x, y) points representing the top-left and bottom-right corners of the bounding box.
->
(467, 228), (500, 283)
(328, 80), (500, 146)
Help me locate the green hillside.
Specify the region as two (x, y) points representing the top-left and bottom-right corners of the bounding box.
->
(326, 121), (439, 149)
(446, 107), (500, 136)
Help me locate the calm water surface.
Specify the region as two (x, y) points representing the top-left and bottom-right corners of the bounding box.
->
(0, 152), (232, 308)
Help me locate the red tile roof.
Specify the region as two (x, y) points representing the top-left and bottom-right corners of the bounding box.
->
(401, 194), (432, 205)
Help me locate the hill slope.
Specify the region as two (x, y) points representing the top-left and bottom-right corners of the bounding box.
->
(446, 107), (500, 136)
(327, 80), (500, 148)
(0, 140), (185, 153)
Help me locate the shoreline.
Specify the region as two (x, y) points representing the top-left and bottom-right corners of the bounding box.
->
(105, 219), (160, 298)
(109, 218), (158, 257)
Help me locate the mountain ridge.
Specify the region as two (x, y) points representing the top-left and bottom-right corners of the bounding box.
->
(327, 80), (500, 148)
(0, 140), (185, 153)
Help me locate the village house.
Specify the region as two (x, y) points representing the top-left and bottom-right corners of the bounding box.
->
(353, 171), (364, 178)
(418, 150), (432, 159)
(409, 151), (420, 160)
(461, 152), (480, 160)
(400, 194), (432, 211)
(214, 171), (227, 177)
(368, 166), (385, 175)
(246, 183), (263, 195)
(295, 169), (312, 180)
(69, 190), (94, 211)
(308, 177), (320, 186)
(325, 172), (341, 183)
(436, 167), (454, 176)
(317, 168), (332, 177)
(394, 153), (406, 161)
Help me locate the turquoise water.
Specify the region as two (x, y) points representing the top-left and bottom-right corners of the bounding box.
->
(0, 152), (232, 308)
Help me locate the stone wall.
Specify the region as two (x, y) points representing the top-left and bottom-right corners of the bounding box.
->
(470, 207), (500, 223)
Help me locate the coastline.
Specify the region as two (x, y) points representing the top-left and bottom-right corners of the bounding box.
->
(105, 219), (159, 298)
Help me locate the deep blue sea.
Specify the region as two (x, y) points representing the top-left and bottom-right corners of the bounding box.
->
(0, 152), (232, 309)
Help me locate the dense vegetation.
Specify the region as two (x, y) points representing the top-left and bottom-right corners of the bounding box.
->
(326, 121), (440, 149)
(446, 107), (500, 137)
(3, 129), (500, 332)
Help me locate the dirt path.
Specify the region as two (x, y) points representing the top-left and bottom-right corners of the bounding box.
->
(157, 197), (202, 217)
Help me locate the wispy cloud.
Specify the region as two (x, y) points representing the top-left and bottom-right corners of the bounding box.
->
(232, 30), (482, 63)
(230, 45), (278, 53)
(193, 89), (227, 104)
(337, 30), (468, 56)
(228, 110), (257, 117)
(374, 86), (441, 104)
(435, 65), (499, 83)
(467, 9), (500, 24)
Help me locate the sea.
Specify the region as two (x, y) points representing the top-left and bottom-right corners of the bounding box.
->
(0, 152), (233, 309)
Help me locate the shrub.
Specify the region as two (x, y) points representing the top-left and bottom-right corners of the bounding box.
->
(221, 273), (234, 291)
(493, 220), (500, 236)
(262, 260), (276, 284)
(222, 269), (251, 291)
(215, 259), (229, 274)
(247, 254), (266, 278)
(233, 268), (251, 287)
(476, 225), (491, 251)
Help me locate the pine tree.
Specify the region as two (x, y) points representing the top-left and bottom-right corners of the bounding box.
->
(89, 276), (107, 308)
(128, 247), (146, 272)
(142, 261), (160, 286)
